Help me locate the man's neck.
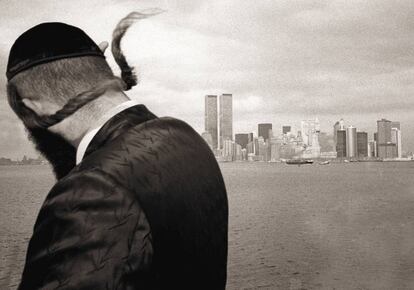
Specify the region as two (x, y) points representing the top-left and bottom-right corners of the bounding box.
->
(49, 90), (130, 148)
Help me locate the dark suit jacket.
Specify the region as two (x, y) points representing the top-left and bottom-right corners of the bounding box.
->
(18, 105), (228, 290)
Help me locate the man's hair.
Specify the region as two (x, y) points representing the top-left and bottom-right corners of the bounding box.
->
(7, 10), (165, 129)
(7, 56), (115, 128)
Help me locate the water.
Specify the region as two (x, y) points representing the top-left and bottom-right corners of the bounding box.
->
(1, 162), (414, 289)
(0, 165), (55, 289)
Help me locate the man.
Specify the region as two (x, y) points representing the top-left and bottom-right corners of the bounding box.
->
(6, 15), (228, 290)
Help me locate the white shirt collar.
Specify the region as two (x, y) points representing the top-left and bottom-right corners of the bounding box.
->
(76, 99), (141, 164)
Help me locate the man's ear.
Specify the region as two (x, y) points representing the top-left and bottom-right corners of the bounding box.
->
(98, 41), (109, 54)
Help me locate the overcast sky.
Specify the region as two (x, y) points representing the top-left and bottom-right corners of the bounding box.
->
(1, 0), (414, 158)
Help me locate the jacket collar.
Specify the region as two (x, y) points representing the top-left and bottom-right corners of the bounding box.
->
(76, 102), (157, 164)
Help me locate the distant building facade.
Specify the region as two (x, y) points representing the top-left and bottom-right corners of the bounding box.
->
(377, 119), (397, 159)
(270, 141), (281, 161)
(204, 95), (218, 149)
(282, 126), (291, 134)
(368, 141), (377, 158)
(336, 130), (347, 158)
(254, 137), (260, 156)
(247, 140), (255, 155)
(258, 123), (272, 141)
(219, 94), (233, 148)
(391, 127), (402, 158)
(235, 133), (249, 149)
(346, 126), (357, 158)
(257, 136), (270, 161)
(356, 132), (368, 158)
(248, 133), (254, 143)
(391, 122), (402, 158)
(222, 139), (234, 161)
(333, 118), (345, 147)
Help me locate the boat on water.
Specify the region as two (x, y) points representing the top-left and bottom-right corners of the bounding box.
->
(319, 160), (330, 165)
(286, 159), (313, 165)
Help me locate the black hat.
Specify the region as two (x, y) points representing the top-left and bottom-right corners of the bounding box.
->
(6, 22), (105, 80)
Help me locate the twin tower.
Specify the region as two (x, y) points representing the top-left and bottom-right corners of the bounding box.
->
(204, 94), (233, 150)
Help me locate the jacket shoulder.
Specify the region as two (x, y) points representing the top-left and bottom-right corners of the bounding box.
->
(81, 116), (215, 169)
(19, 168), (154, 289)
(136, 116), (202, 139)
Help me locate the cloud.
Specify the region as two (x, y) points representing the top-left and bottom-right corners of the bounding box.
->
(234, 95), (265, 113)
(1, 0), (414, 157)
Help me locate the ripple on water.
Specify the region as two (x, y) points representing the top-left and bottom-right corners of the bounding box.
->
(2, 162), (414, 289)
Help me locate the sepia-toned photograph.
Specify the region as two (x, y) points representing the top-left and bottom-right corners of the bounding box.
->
(1, 1), (414, 289)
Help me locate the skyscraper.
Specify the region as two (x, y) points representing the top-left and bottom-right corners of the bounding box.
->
(270, 140), (281, 161)
(391, 122), (402, 158)
(377, 119), (396, 159)
(247, 141), (255, 155)
(254, 137), (260, 156)
(222, 139), (235, 161)
(257, 136), (268, 161)
(219, 94), (233, 148)
(235, 133), (249, 149)
(248, 133), (254, 143)
(204, 95), (218, 149)
(282, 126), (291, 134)
(356, 132), (368, 158)
(374, 132), (378, 156)
(346, 126), (357, 158)
(333, 118), (345, 147)
(397, 130), (402, 158)
(391, 127), (402, 158)
(336, 130), (347, 158)
(258, 123), (272, 141)
(368, 141), (377, 158)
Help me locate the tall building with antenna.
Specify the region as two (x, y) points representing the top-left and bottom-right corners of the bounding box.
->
(219, 94), (233, 149)
(204, 95), (218, 149)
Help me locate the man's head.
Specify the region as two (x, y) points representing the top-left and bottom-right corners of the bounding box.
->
(6, 12), (149, 178)
(7, 22), (116, 128)
(6, 23), (117, 178)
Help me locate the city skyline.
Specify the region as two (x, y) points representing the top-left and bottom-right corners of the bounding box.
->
(204, 92), (410, 155)
(202, 92), (411, 161)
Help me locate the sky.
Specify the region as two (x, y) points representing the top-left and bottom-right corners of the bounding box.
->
(1, 0), (414, 159)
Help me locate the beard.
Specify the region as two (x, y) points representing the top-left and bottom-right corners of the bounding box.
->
(26, 127), (76, 180)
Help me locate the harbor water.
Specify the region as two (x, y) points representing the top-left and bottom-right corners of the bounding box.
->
(1, 162), (414, 289)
